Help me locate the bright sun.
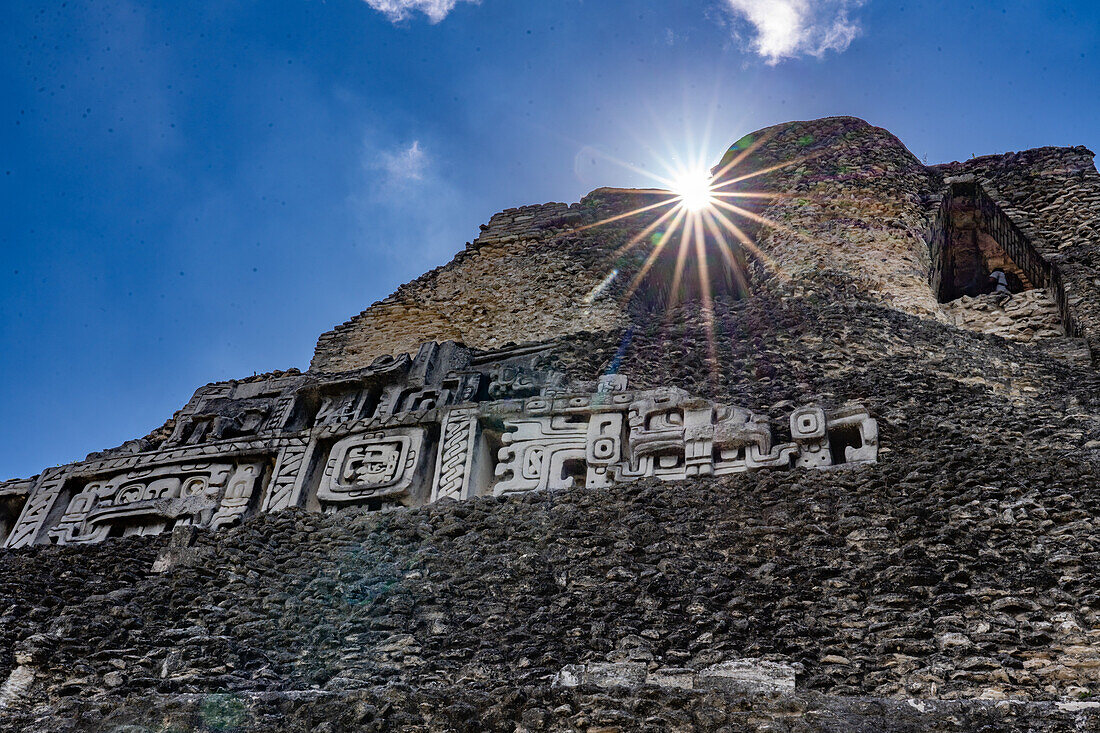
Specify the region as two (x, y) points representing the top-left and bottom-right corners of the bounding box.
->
(672, 169), (714, 212)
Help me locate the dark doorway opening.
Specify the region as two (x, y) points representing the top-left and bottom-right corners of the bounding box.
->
(933, 179), (1036, 303)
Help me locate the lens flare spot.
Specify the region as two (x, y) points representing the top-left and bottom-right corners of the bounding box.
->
(672, 169), (714, 212)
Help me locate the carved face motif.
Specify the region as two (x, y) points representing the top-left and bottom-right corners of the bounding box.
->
(318, 429), (426, 504)
(343, 443), (402, 485)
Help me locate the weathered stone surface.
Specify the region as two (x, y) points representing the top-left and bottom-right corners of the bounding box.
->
(3, 338), (876, 549)
(696, 660), (798, 695)
(310, 200), (632, 372)
(2, 115), (1100, 730)
(941, 289), (1065, 341)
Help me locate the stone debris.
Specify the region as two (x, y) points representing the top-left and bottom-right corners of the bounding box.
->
(941, 289), (1066, 341)
(0, 667), (33, 710)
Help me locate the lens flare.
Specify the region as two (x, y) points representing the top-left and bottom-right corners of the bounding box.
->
(572, 122), (813, 387)
(672, 169), (714, 212)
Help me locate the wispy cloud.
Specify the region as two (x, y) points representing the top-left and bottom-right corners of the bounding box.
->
(377, 140), (429, 182)
(354, 135), (465, 264)
(362, 0), (476, 24)
(722, 0), (865, 64)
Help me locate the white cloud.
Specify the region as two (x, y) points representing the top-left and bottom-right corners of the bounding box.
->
(722, 0), (865, 64)
(378, 140), (429, 182)
(353, 134), (467, 265)
(362, 0), (476, 23)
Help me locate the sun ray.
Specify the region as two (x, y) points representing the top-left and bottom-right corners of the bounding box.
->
(701, 209), (752, 297)
(622, 207), (689, 301)
(580, 145), (680, 189)
(611, 205), (682, 258)
(690, 212), (720, 385)
(711, 198), (805, 241)
(709, 127), (777, 182)
(643, 100), (691, 185)
(710, 155), (814, 190)
(707, 204), (786, 278)
(569, 196), (680, 234)
(664, 211), (696, 313)
(710, 190), (791, 200)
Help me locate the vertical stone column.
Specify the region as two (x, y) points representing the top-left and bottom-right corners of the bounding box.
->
(3, 468), (67, 549)
(431, 407), (490, 502)
(261, 440), (312, 512)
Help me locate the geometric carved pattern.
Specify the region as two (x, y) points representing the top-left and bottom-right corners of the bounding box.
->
(494, 415), (589, 495)
(494, 387), (876, 494)
(3, 470), (67, 550)
(431, 407), (482, 502)
(262, 443), (310, 513)
(2, 340), (880, 547)
(317, 429), (427, 506)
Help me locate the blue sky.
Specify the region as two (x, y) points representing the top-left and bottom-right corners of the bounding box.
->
(2, 0), (1098, 479)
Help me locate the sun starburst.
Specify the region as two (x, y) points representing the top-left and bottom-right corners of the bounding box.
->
(569, 124), (809, 386)
(671, 168), (715, 212)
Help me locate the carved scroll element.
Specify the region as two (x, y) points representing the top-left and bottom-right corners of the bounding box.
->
(825, 404), (880, 464)
(494, 415), (589, 495)
(209, 463), (265, 530)
(791, 406), (831, 468)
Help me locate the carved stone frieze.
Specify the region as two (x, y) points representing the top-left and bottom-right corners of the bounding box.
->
(318, 429), (430, 507)
(2, 340), (880, 547)
(48, 460), (267, 544)
(492, 387), (875, 493)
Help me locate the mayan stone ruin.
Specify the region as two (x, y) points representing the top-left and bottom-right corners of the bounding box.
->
(2, 116), (1100, 731)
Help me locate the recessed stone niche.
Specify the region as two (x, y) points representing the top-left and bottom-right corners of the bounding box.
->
(929, 177), (1074, 342)
(0, 494), (27, 547)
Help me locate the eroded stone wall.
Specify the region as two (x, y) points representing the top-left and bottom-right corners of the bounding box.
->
(713, 116), (944, 320)
(310, 201), (633, 372)
(310, 117), (1098, 373)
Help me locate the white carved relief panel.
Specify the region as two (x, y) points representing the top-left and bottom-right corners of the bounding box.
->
(48, 461), (266, 545)
(2, 340), (881, 548)
(317, 429), (430, 507)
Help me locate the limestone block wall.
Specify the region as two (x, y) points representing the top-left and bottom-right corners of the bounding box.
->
(715, 116), (945, 320)
(310, 201), (631, 372)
